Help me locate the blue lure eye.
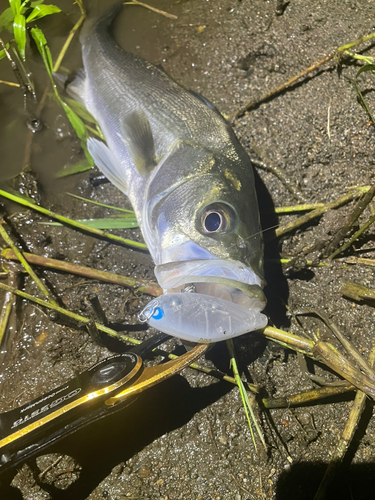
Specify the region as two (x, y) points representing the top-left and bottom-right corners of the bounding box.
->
(204, 211), (222, 232)
(152, 307), (164, 320)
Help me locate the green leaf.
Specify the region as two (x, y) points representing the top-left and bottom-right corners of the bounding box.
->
(0, 41), (12, 63)
(30, 27), (53, 73)
(26, 4), (61, 23)
(60, 100), (88, 141)
(352, 78), (375, 125)
(356, 63), (375, 79)
(30, 0), (44, 7)
(82, 142), (94, 164)
(1, 185), (35, 203)
(30, 27), (94, 165)
(64, 97), (98, 125)
(9, 0), (21, 17)
(55, 160), (93, 178)
(13, 12), (26, 60)
(0, 7), (14, 33)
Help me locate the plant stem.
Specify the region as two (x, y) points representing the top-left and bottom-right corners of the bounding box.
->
(274, 191), (359, 238)
(2, 248), (161, 297)
(231, 31), (375, 120)
(227, 339), (266, 449)
(0, 221), (58, 306)
(345, 256), (375, 267)
(0, 269), (17, 349)
(0, 189), (147, 250)
(274, 203), (325, 213)
(261, 326), (375, 399)
(341, 281), (375, 302)
(0, 79), (20, 87)
(326, 182), (375, 258)
(53, 0), (86, 72)
(0, 281), (250, 389)
(262, 384), (355, 409)
(313, 338), (375, 500)
(123, 0), (177, 19)
(329, 214), (375, 259)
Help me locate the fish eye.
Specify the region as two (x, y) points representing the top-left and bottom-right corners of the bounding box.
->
(200, 203), (234, 234)
(204, 212), (222, 232)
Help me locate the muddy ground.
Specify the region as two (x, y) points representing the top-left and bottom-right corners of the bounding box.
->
(0, 0), (375, 498)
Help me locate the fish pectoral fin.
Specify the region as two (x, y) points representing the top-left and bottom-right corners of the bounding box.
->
(66, 68), (87, 105)
(87, 138), (127, 194)
(120, 110), (156, 176)
(188, 89), (222, 117)
(52, 71), (68, 88)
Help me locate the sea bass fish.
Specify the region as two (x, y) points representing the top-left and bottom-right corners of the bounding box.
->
(69, 4), (267, 343)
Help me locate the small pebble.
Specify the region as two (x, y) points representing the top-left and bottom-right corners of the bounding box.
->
(218, 435), (228, 445)
(138, 465), (151, 478)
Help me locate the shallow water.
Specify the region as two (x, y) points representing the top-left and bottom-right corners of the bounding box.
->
(0, 0), (175, 185)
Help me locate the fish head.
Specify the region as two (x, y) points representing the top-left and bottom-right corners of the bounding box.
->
(141, 141), (267, 342)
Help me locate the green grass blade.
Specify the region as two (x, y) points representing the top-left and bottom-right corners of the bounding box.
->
(2, 185), (35, 203)
(0, 222), (58, 306)
(63, 97), (98, 125)
(41, 217), (138, 229)
(30, 26), (52, 72)
(353, 64), (375, 125)
(226, 339), (267, 451)
(13, 12), (26, 60)
(66, 193), (135, 214)
(0, 7), (14, 32)
(63, 98), (104, 140)
(82, 123), (105, 140)
(352, 78), (375, 125)
(231, 360), (257, 450)
(59, 99), (88, 140)
(356, 63), (375, 78)
(0, 189), (147, 250)
(55, 160), (93, 178)
(26, 4), (61, 23)
(9, 0), (21, 17)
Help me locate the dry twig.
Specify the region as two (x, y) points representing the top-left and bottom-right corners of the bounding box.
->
(230, 31), (375, 121)
(313, 338), (375, 500)
(327, 182), (375, 258)
(0, 221), (57, 306)
(123, 0), (177, 19)
(274, 191), (359, 239)
(2, 248), (161, 297)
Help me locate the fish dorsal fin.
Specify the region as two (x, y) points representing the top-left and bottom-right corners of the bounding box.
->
(87, 138), (127, 194)
(120, 110), (156, 176)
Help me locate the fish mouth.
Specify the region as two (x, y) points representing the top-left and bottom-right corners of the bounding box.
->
(139, 259), (267, 343)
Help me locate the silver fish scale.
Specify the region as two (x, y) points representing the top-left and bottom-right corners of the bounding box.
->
(68, 5), (268, 343)
(71, 5), (264, 289)
(81, 15), (235, 160)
